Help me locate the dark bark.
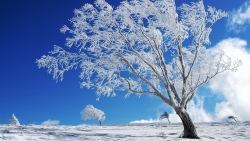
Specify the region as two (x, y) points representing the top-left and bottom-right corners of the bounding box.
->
(175, 107), (200, 139)
(167, 118), (171, 123)
(99, 121), (102, 126)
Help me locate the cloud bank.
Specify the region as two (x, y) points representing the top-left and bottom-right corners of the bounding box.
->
(228, 0), (250, 32)
(130, 118), (169, 124)
(189, 38), (250, 122)
(41, 119), (60, 126)
(208, 38), (250, 121)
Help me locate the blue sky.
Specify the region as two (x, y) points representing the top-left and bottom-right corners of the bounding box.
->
(1, 0), (250, 125)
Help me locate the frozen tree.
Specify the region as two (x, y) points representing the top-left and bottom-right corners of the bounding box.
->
(160, 111), (170, 123)
(81, 105), (105, 125)
(228, 116), (239, 122)
(36, 0), (241, 138)
(8, 113), (20, 126)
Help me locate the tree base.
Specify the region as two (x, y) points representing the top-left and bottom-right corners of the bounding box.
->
(179, 131), (201, 139)
(175, 107), (201, 139)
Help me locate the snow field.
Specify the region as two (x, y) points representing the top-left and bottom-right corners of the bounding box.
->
(0, 122), (249, 141)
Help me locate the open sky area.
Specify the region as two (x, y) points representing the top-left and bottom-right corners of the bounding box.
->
(1, 0), (250, 126)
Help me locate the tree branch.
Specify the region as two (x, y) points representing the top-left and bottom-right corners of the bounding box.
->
(115, 50), (172, 105)
(120, 77), (156, 95)
(139, 27), (179, 105)
(113, 21), (175, 105)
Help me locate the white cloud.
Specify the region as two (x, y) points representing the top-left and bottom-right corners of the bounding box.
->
(186, 97), (213, 123)
(41, 119), (60, 126)
(208, 38), (250, 121)
(228, 1), (250, 32)
(130, 118), (170, 124)
(177, 38), (250, 122)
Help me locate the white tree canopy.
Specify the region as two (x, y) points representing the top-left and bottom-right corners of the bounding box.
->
(37, 0), (241, 109)
(81, 105), (105, 122)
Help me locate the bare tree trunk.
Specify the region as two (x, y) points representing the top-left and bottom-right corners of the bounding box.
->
(167, 118), (171, 123)
(99, 121), (102, 126)
(175, 108), (200, 139)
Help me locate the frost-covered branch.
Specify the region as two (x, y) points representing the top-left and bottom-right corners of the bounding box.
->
(122, 77), (156, 95)
(37, 0), (239, 111)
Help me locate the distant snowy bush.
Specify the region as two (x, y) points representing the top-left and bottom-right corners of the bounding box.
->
(160, 111), (170, 123)
(8, 113), (20, 126)
(81, 105), (105, 125)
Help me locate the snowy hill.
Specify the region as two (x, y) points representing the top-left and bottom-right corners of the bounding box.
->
(0, 122), (249, 140)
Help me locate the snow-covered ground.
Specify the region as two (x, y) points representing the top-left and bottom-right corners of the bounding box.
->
(0, 122), (249, 140)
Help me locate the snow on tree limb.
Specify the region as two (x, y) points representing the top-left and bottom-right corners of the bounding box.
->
(37, 0), (241, 108)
